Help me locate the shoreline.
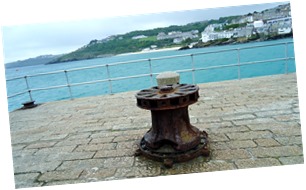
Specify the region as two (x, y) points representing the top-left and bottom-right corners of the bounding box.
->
(115, 47), (181, 57)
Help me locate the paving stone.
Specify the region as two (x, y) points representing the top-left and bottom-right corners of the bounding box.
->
(293, 107), (300, 113)
(90, 137), (115, 144)
(246, 122), (297, 131)
(250, 146), (303, 158)
(275, 136), (303, 146)
(222, 114), (256, 121)
(208, 126), (250, 133)
(14, 173), (42, 188)
(66, 133), (91, 140)
(76, 124), (112, 133)
(34, 145), (77, 155)
(58, 159), (105, 171)
(134, 156), (162, 168)
(197, 116), (221, 123)
(113, 134), (143, 142)
(278, 156), (304, 165)
(103, 157), (134, 168)
(235, 158), (281, 169)
(162, 160), (237, 175)
(226, 130), (273, 140)
(80, 168), (116, 182)
(11, 134), (42, 144)
(203, 121), (233, 129)
(38, 169), (83, 182)
(212, 149), (251, 160)
(13, 149), (38, 158)
(14, 159), (62, 173)
(254, 138), (281, 147)
(211, 140), (257, 150)
(233, 118), (276, 126)
(94, 149), (134, 158)
(247, 101), (293, 111)
(115, 166), (161, 178)
(75, 143), (117, 152)
(272, 127), (302, 137)
(116, 141), (139, 150)
(54, 139), (91, 147)
(40, 134), (68, 141)
(254, 110), (293, 117)
(11, 144), (26, 151)
(273, 114), (300, 122)
(46, 152), (95, 161)
(208, 133), (230, 142)
(26, 141), (57, 149)
(190, 161), (237, 172)
(90, 131), (123, 139)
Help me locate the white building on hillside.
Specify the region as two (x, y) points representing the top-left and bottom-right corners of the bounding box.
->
(278, 27), (291, 35)
(201, 31), (234, 43)
(254, 20), (264, 28)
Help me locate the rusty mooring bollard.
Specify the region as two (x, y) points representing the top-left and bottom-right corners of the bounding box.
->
(21, 100), (37, 109)
(135, 72), (209, 168)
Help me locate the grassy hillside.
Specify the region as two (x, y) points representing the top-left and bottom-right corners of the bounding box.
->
(5, 55), (62, 68)
(51, 16), (242, 63)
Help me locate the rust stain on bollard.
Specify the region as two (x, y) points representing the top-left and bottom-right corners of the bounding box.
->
(135, 83), (210, 168)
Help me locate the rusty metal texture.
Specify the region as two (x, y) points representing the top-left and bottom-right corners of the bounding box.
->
(135, 83), (209, 168)
(136, 84), (199, 110)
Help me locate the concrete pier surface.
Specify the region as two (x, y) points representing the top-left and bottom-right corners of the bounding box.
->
(9, 73), (304, 188)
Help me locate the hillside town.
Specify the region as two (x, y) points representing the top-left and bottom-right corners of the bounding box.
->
(33, 3), (292, 64)
(201, 4), (291, 43)
(131, 3), (292, 51)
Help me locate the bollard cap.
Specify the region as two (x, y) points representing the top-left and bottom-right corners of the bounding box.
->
(156, 71), (180, 87)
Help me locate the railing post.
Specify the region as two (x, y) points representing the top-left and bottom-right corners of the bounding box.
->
(285, 42), (289, 74)
(148, 59), (154, 86)
(190, 54), (196, 84)
(64, 70), (73, 99)
(24, 76), (33, 101)
(106, 64), (113, 94)
(237, 48), (241, 80)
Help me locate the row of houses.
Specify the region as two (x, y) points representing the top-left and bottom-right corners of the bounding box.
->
(253, 3), (291, 21)
(252, 17), (292, 35)
(157, 30), (199, 44)
(201, 16), (292, 43)
(201, 25), (253, 43)
(129, 4), (291, 47)
(131, 30), (200, 44)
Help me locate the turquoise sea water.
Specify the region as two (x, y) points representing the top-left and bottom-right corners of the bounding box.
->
(5, 38), (295, 112)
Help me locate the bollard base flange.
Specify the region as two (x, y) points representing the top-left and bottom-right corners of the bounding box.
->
(136, 131), (210, 168)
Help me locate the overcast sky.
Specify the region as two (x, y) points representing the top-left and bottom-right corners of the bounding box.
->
(1, 1), (289, 63)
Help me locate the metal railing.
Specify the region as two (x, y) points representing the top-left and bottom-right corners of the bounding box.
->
(6, 41), (295, 108)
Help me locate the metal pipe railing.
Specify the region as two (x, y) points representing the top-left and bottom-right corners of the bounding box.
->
(237, 48), (241, 80)
(6, 41), (294, 109)
(64, 70), (73, 99)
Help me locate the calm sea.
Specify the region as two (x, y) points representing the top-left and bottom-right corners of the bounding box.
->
(5, 38), (295, 112)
